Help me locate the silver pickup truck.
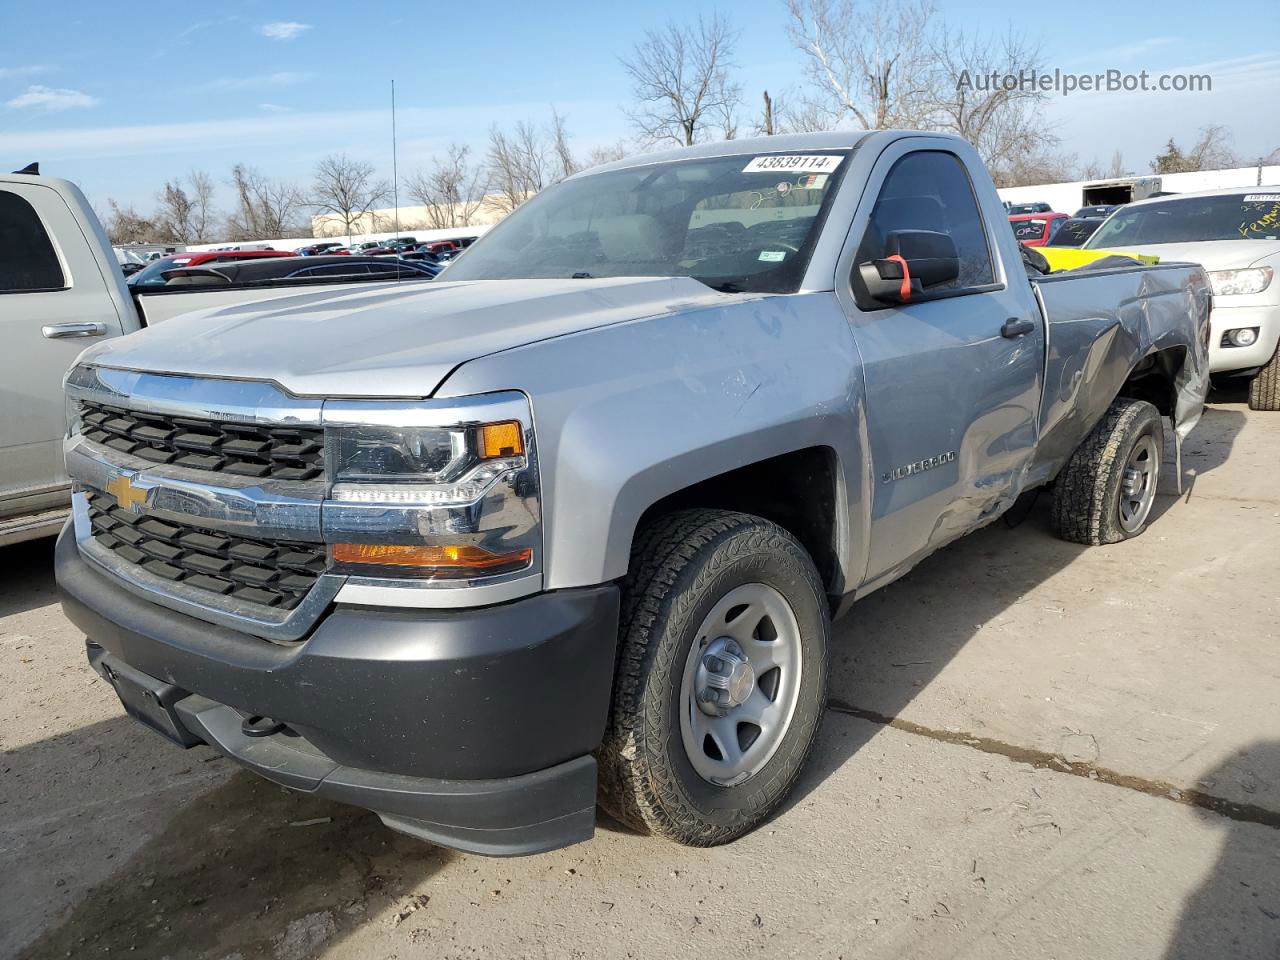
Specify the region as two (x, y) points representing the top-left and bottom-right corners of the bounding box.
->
(54, 132), (1210, 856)
(0, 170), (434, 547)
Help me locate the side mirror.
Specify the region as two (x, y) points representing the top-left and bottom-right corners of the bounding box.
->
(858, 229), (961, 303)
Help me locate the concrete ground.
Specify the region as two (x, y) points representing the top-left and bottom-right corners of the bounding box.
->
(2, 385), (1278, 960)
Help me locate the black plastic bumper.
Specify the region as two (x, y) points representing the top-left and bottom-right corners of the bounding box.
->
(55, 524), (621, 856)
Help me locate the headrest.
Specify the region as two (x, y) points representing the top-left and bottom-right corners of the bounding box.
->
(595, 214), (664, 261)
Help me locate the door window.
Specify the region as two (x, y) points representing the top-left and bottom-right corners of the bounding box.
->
(0, 190), (65, 292)
(853, 151), (995, 307)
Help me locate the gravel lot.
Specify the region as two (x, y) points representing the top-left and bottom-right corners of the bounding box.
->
(3, 386), (1278, 960)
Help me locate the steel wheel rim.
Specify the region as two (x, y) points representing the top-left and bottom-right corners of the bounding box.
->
(678, 582), (804, 787)
(1118, 433), (1159, 533)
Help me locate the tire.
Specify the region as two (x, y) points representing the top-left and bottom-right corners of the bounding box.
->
(597, 509), (829, 846)
(1248, 343), (1280, 411)
(1051, 397), (1164, 545)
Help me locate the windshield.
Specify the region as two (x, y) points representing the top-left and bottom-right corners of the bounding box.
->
(127, 256), (193, 286)
(441, 151), (852, 292)
(1011, 218), (1050, 241)
(1052, 219), (1101, 247)
(1087, 193), (1280, 247)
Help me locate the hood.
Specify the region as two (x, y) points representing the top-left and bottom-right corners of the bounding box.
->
(1088, 239), (1280, 271)
(84, 277), (743, 397)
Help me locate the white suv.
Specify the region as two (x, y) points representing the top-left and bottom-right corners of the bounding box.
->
(1087, 188), (1280, 409)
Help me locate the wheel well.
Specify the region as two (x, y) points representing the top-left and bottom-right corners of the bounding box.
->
(633, 447), (841, 594)
(1118, 346), (1186, 416)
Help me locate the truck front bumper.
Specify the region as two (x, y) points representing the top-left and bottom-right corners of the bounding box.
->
(55, 524), (620, 856)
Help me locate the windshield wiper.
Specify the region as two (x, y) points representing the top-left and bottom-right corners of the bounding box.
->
(707, 280), (745, 293)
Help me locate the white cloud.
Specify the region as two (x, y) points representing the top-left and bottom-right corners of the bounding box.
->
(0, 100), (622, 163)
(198, 71), (314, 92)
(258, 21), (311, 41)
(6, 85), (99, 111)
(0, 64), (50, 80)
(1084, 36), (1180, 63)
(259, 103), (291, 113)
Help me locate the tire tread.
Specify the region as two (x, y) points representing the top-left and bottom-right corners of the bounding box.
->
(1051, 398), (1162, 545)
(598, 508), (827, 846)
(1248, 344), (1280, 411)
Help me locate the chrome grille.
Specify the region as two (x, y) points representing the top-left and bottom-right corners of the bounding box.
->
(80, 400), (324, 481)
(86, 490), (326, 611)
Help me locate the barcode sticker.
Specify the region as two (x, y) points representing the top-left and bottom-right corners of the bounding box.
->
(743, 155), (843, 174)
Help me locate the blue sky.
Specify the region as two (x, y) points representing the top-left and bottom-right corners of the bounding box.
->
(2, 0), (1277, 212)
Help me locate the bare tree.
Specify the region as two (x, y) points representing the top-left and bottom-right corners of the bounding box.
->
(103, 200), (158, 245)
(785, 0), (935, 130)
(929, 27), (1055, 176)
(993, 144), (1078, 188)
(487, 120), (553, 214)
(1151, 125), (1240, 174)
(187, 170), (217, 242)
(759, 90), (776, 136)
(1080, 150), (1128, 181)
(154, 181), (196, 244)
(776, 94), (842, 134)
(153, 170), (219, 244)
(621, 13), (742, 146)
(548, 109), (580, 181)
(584, 140), (631, 167)
(406, 143), (487, 229)
(226, 164), (307, 239)
(311, 154), (391, 239)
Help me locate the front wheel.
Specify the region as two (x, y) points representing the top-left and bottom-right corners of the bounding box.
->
(597, 509), (829, 846)
(1051, 397), (1164, 545)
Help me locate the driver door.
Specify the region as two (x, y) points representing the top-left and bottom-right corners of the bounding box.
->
(836, 141), (1045, 585)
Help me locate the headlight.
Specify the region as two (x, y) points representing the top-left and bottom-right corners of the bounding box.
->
(1208, 267), (1273, 296)
(322, 394), (540, 582)
(328, 421), (524, 503)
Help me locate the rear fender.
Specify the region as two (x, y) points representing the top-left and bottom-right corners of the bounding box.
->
(1027, 263), (1210, 485)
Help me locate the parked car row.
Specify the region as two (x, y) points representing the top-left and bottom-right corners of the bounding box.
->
(296, 235), (479, 260)
(1005, 202), (1124, 247)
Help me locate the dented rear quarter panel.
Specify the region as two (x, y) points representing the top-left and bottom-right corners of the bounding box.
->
(1028, 263), (1212, 486)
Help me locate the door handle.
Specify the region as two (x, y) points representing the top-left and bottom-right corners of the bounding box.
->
(42, 322), (108, 339)
(1001, 317), (1034, 338)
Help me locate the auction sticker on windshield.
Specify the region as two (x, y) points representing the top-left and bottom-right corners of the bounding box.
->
(743, 155), (843, 174)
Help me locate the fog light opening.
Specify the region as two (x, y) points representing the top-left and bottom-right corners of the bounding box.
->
(1224, 327), (1260, 348)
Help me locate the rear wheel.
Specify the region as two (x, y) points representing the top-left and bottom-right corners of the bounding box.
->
(597, 509), (829, 846)
(1248, 344), (1280, 411)
(1051, 398), (1164, 545)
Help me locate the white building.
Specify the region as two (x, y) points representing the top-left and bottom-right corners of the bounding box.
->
(997, 164), (1280, 214)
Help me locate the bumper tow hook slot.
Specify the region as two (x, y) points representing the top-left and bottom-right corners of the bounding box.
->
(241, 715), (287, 738)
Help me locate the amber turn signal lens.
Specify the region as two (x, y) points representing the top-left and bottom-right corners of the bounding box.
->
(480, 421), (524, 459)
(332, 542), (532, 573)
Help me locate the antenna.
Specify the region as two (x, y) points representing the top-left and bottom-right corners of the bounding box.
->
(391, 80), (400, 241)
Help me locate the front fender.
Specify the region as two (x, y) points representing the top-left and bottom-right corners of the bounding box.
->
(437, 293), (870, 592)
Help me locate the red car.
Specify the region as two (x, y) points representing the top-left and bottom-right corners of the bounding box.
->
(127, 250), (296, 287)
(420, 240), (459, 254)
(1008, 212), (1069, 247)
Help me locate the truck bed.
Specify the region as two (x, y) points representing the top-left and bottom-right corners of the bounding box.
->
(1028, 262), (1212, 486)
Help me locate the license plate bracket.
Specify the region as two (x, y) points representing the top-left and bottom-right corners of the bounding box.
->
(102, 658), (203, 748)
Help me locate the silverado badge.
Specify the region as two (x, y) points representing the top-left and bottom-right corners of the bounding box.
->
(882, 451), (956, 484)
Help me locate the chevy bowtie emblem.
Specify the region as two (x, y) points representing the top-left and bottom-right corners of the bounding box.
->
(105, 472), (148, 513)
